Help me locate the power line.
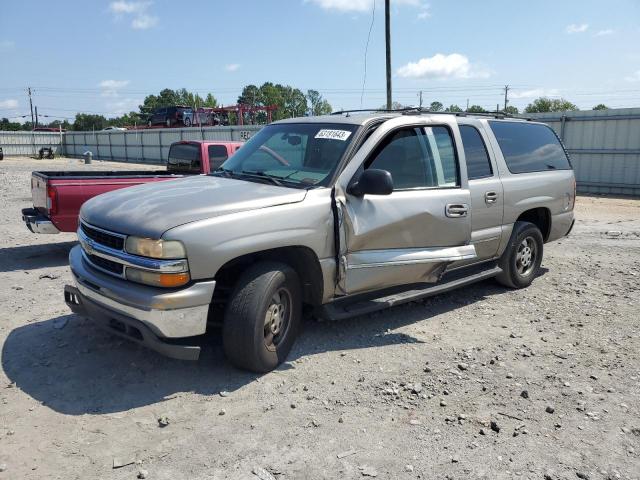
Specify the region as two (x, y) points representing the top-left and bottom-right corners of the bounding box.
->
(360, 0), (376, 108)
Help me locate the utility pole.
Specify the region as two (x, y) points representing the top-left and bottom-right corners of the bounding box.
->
(503, 85), (510, 111)
(27, 87), (35, 126)
(419, 90), (423, 109)
(385, 0), (392, 110)
(466, 98), (469, 111)
(35, 106), (39, 127)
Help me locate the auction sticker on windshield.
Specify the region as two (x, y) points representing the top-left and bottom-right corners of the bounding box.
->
(315, 129), (352, 141)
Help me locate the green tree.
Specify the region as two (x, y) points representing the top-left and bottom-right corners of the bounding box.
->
(73, 113), (107, 131)
(445, 104), (463, 113)
(306, 89), (333, 116)
(504, 105), (519, 115)
(238, 84), (261, 107)
(467, 105), (487, 113)
(524, 97), (578, 113)
(592, 104), (608, 110)
(139, 88), (218, 115)
(429, 101), (443, 112)
(0, 117), (23, 131)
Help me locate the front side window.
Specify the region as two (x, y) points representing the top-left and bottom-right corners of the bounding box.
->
(366, 126), (459, 190)
(460, 125), (493, 179)
(167, 143), (201, 173)
(217, 123), (358, 188)
(489, 121), (571, 174)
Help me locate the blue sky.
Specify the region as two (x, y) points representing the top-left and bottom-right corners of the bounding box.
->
(1, 0), (640, 121)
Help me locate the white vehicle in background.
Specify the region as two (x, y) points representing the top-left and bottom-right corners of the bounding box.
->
(101, 126), (127, 131)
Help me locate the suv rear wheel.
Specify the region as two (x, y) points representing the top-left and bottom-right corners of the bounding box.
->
(184, 117), (192, 127)
(496, 221), (544, 289)
(222, 261), (302, 372)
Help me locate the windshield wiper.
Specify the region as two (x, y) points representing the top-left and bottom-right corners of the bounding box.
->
(239, 170), (284, 187)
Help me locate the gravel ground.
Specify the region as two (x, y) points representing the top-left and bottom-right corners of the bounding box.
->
(1, 156), (639, 480)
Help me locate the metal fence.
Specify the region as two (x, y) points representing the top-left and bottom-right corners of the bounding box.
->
(62, 125), (264, 164)
(526, 108), (640, 196)
(0, 131), (64, 156)
(1, 109), (639, 195)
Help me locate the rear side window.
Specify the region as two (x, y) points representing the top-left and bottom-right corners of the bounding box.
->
(167, 143), (201, 173)
(208, 145), (229, 172)
(459, 125), (493, 180)
(489, 121), (571, 174)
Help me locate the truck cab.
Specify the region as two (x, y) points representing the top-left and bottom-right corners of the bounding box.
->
(65, 111), (575, 372)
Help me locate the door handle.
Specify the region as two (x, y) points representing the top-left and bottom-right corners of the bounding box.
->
(485, 191), (498, 204)
(446, 203), (469, 218)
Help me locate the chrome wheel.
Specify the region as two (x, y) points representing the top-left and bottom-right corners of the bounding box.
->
(264, 287), (291, 350)
(516, 236), (537, 276)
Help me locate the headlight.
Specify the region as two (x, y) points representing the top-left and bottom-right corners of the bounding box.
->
(126, 268), (190, 288)
(125, 236), (186, 259)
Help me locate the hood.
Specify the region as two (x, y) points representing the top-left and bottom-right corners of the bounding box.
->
(80, 175), (308, 238)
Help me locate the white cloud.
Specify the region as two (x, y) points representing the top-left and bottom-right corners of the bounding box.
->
(106, 98), (142, 116)
(0, 40), (15, 50)
(396, 53), (489, 79)
(625, 70), (640, 82)
(307, 0), (421, 13)
(510, 88), (561, 99)
(224, 63), (241, 72)
(417, 4), (431, 19)
(109, 0), (150, 14)
(0, 99), (19, 109)
(566, 23), (589, 34)
(131, 14), (158, 29)
(99, 79), (130, 97)
(595, 29), (614, 36)
(109, 1), (157, 30)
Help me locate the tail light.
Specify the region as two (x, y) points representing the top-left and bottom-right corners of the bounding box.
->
(175, 111), (179, 118)
(46, 185), (58, 214)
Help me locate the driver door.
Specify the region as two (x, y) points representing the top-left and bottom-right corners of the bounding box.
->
(338, 121), (474, 294)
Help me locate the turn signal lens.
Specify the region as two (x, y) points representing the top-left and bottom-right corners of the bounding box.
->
(126, 268), (190, 288)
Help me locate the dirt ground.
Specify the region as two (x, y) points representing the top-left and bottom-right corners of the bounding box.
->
(0, 156), (639, 480)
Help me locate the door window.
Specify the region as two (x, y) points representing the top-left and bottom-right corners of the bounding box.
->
(366, 126), (459, 189)
(208, 145), (229, 172)
(459, 125), (493, 179)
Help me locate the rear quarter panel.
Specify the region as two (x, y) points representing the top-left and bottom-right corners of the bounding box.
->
(480, 119), (575, 247)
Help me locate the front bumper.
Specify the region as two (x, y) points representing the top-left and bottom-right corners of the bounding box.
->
(66, 245), (215, 360)
(22, 207), (60, 234)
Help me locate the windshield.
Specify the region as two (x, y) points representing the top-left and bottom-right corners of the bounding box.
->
(215, 123), (358, 187)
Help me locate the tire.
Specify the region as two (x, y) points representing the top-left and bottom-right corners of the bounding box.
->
(184, 117), (192, 127)
(222, 261), (302, 373)
(496, 221), (544, 289)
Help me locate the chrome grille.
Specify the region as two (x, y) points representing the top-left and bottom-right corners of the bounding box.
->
(81, 222), (125, 251)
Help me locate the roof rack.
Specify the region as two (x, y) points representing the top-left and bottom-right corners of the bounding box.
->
(331, 107), (526, 120)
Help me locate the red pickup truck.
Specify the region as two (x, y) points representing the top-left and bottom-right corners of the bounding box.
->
(22, 140), (243, 234)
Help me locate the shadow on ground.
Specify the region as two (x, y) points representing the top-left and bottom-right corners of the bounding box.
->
(0, 241), (76, 272)
(2, 278), (511, 416)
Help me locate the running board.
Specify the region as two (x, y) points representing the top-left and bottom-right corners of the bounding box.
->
(320, 266), (502, 321)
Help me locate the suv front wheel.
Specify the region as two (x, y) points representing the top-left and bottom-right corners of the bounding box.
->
(222, 261), (302, 372)
(496, 221), (544, 289)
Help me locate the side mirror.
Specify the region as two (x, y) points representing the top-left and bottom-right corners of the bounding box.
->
(348, 169), (394, 197)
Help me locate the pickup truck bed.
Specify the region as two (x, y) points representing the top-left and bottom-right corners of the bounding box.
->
(22, 140), (243, 234)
